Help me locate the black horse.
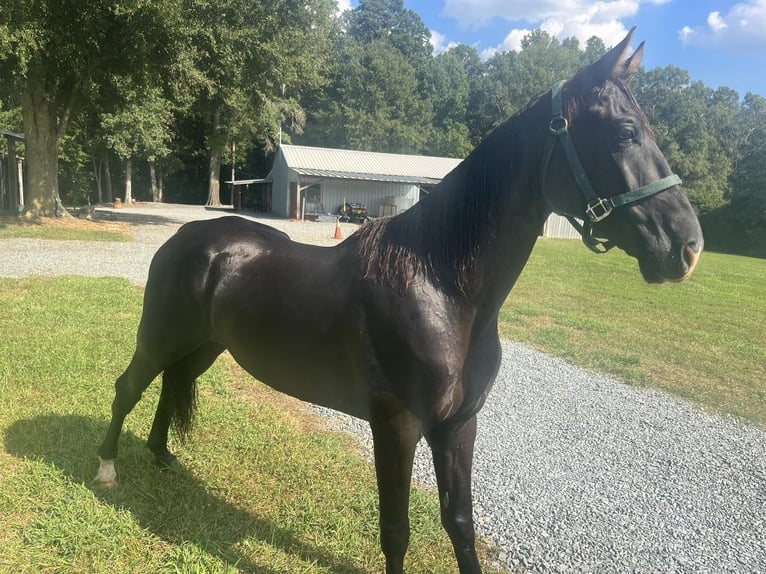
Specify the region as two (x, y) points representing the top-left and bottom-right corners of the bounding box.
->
(96, 30), (702, 573)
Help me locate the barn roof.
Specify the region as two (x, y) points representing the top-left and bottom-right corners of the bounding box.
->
(0, 129), (24, 140)
(278, 144), (462, 185)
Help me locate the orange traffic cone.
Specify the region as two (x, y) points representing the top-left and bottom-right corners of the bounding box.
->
(333, 218), (343, 240)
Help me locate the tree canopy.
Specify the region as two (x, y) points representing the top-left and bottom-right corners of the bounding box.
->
(0, 0), (185, 215)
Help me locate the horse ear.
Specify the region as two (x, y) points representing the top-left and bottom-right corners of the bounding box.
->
(590, 27), (637, 84)
(622, 41), (644, 80)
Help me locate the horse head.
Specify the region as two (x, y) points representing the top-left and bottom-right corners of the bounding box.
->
(541, 28), (703, 283)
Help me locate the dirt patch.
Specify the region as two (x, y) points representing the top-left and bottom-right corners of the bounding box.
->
(0, 213), (132, 235)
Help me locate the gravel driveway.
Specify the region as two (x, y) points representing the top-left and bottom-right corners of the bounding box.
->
(2, 203), (764, 573)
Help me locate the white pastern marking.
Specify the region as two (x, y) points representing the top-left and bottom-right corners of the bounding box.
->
(94, 457), (118, 487)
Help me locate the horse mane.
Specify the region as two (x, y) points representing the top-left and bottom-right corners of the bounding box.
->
(355, 103), (543, 297)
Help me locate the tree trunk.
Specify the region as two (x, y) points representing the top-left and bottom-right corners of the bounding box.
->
(92, 158), (103, 204)
(158, 167), (164, 203)
(206, 146), (222, 206)
(206, 109), (223, 207)
(103, 153), (113, 203)
(149, 160), (160, 202)
(20, 88), (67, 217)
(124, 158), (133, 204)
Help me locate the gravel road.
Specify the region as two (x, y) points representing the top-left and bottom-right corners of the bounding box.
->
(2, 203), (764, 574)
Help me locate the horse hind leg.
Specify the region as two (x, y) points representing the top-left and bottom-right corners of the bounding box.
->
(146, 342), (225, 467)
(95, 350), (163, 487)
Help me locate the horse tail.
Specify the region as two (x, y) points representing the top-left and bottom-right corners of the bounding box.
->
(160, 342), (224, 442)
(162, 366), (198, 442)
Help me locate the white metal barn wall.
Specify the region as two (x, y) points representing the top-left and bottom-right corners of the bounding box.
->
(543, 213), (581, 239)
(270, 152), (290, 216)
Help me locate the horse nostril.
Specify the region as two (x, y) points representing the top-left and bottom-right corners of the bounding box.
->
(682, 241), (701, 277)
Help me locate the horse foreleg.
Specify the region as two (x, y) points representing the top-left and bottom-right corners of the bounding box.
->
(146, 342), (224, 467)
(370, 398), (423, 574)
(427, 415), (482, 574)
(96, 351), (162, 487)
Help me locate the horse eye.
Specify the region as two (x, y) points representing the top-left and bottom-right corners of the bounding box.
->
(619, 126), (636, 141)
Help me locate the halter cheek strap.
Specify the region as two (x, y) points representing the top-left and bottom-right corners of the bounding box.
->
(540, 80), (682, 253)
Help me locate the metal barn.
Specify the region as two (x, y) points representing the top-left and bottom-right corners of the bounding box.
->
(265, 144), (462, 220)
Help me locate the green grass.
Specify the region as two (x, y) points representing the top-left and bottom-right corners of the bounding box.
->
(0, 277), (504, 573)
(0, 216), (132, 242)
(500, 239), (765, 425)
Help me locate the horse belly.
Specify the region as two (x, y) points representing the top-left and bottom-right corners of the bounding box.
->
(210, 284), (368, 418)
(225, 334), (370, 420)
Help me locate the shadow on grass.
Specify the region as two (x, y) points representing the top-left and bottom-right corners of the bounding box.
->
(93, 210), (195, 227)
(4, 414), (370, 574)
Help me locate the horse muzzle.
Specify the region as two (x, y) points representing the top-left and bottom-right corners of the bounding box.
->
(639, 239), (703, 284)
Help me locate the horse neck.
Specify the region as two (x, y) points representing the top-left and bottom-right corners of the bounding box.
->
(416, 97), (550, 307)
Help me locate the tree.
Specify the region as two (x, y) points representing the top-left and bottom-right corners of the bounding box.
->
(186, 0), (336, 207)
(582, 36), (607, 65)
(428, 46), (477, 157)
(0, 0), (184, 216)
(476, 31), (583, 136)
(304, 0), (435, 153)
(344, 0), (432, 66)
(633, 66), (739, 213)
(308, 38), (434, 153)
(730, 93), (766, 248)
(100, 83), (175, 204)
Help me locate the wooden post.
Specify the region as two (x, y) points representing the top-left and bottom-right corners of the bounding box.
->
(230, 140), (236, 207)
(16, 155), (24, 208)
(7, 137), (18, 212)
(1, 131), (25, 212)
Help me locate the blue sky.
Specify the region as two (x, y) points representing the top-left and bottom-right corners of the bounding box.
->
(338, 0), (766, 98)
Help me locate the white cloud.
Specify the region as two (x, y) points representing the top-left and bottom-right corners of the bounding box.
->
(539, 15), (630, 49)
(443, 0), (660, 57)
(444, 0), (641, 29)
(335, 0), (354, 17)
(431, 30), (459, 54)
(490, 28), (533, 55)
(707, 11), (728, 33)
(680, 1), (766, 54)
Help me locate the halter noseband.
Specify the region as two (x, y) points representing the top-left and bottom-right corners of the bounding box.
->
(540, 80), (682, 253)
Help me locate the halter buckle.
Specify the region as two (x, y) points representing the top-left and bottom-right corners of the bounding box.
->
(585, 198), (613, 222)
(549, 114), (568, 136)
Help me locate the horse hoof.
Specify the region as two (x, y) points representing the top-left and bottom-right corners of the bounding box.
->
(94, 457), (118, 488)
(154, 452), (179, 469)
